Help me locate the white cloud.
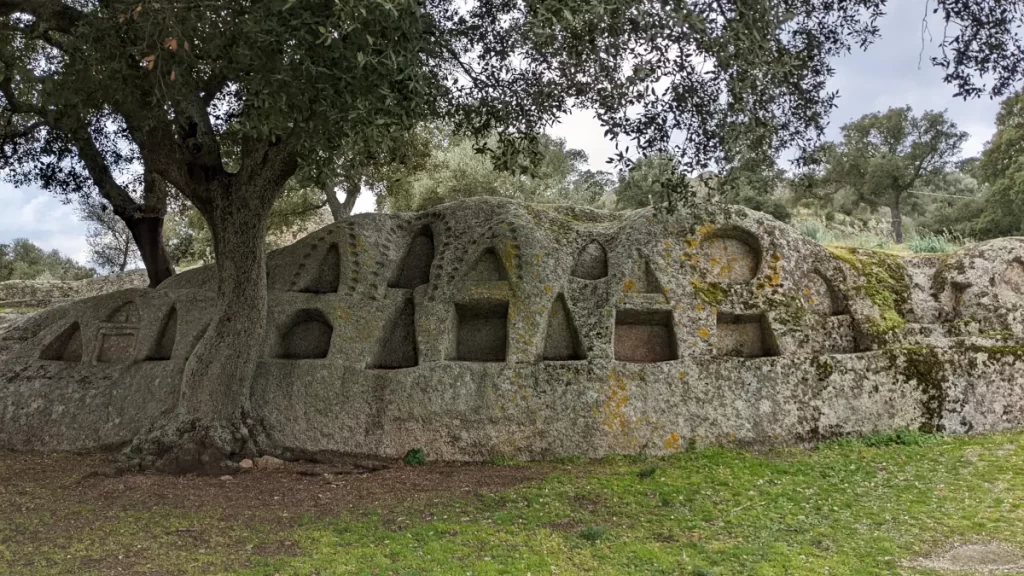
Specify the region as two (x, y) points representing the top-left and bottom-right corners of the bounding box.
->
(0, 183), (90, 263)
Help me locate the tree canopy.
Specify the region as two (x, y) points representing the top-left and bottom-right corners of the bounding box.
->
(803, 107), (967, 243)
(0, 238), (94, 282)
(384, 131), (611, 212)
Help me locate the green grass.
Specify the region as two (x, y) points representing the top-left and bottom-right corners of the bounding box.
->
(907, 232), (966, 254)
(9, 432), (1024, 575)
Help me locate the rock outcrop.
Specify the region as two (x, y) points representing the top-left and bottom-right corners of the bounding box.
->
(2, 198), (1024, 460)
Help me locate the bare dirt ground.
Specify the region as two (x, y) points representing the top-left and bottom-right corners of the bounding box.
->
(0, 450), (550, 575)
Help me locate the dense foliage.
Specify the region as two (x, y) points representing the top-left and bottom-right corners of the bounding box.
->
(384, 131), (612, 212)
(0, 238), (94, 281)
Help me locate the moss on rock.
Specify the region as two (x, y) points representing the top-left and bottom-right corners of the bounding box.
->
(827, 247), (911, 338)
(898, 346), (948, 433)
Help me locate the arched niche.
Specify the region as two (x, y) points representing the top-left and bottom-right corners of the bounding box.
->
(275, 309), (333, 359)
(466, 247), (509, 282)
(571, 241), (608, 280)
(699, 228), (761, 284)
(800, 271), (845, 316)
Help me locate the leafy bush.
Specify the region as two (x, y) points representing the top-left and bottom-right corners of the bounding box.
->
(907, 232), (964, 254)
(403, 448), (426, 466)
(797, 220), (834, 244)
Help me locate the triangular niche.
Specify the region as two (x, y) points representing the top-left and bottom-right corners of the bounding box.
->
(466, 247), (509, 282)
(389, 226), (434, 289)
(639, 259), (664, 295)
(147, 306), (178, 361)
(370, 297), (418, 369)
(39, 321), (83, 362)
(542, 293), (586, 361)
(299, 243), (341, 294)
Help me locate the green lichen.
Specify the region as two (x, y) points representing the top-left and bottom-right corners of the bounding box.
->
(811, 356), (834, 381)
(827, 247), (911, 338)
(691, 280), (727, 306)
(960, 344), (1024, 359)
(897, 346), (947, 433)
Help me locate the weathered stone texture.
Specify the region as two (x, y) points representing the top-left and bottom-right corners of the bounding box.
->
(3, 198), (1024, 460)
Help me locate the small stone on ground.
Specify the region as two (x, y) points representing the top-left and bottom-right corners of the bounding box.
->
(255, 455), (284, 470)
(239, 458), (254, 470)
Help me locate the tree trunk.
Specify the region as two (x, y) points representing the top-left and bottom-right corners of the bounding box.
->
(118, 233), (130, 273)
(126, 188), (274, 474)
(126, 217), (176, 287)
(324, 174), (361, 222)
(889, 201), (904, 244)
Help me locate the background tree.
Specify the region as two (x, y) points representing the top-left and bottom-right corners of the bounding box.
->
(0, 238), (94, 281)
(612, 154), (679, 210)
(78, 198), (140, 273)
(384, 132), (611, 212)
(972, 91), (1024, 239)
(809, 107), (967, 243)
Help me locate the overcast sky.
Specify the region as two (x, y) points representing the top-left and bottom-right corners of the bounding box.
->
(0, 2), (1006, 264)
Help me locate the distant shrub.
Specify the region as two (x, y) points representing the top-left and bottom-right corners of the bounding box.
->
(797, 220), (834, 244)
(403, 448), (426, 466)
(907, 232), (964, 254)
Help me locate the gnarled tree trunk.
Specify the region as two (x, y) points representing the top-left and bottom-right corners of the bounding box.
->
(126, 140), (296, 474)
(126, 216), (175, 287)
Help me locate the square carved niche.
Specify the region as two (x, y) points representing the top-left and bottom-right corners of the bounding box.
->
(453, 301), (509, 362)
(714, 312), (779, 358)
(614, 309), (677, 363)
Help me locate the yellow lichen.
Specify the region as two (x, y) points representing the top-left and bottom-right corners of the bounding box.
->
(623, 279), (637, 292)
(664, 432), (682, 451)
(697, 327), (710, 340)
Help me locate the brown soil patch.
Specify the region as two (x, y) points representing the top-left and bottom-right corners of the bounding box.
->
(0, 450), (551, 575)
(0, 450), (548, 521)
(910, 542), (1024, 574)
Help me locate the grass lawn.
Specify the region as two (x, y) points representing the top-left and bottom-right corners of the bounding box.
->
(3, 431), (1024, 575)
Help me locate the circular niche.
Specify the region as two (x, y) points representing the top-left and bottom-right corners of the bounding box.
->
(698, 228), (761, 284)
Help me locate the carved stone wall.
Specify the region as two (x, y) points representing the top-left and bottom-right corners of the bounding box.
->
(3, 199), (1024, 460)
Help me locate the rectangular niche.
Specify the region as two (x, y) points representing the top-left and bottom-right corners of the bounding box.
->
(614, 309), (677, 363)
(453, 301), (508, 362)
(714, 312), (779, 358)
(96, 329), (137, 364)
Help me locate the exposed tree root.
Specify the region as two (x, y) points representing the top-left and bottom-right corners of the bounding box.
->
(121, 413), (266, 475)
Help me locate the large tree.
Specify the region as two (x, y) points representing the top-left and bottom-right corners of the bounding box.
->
(809, 107), (967, 243)
(1, 0), (1020, 474)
